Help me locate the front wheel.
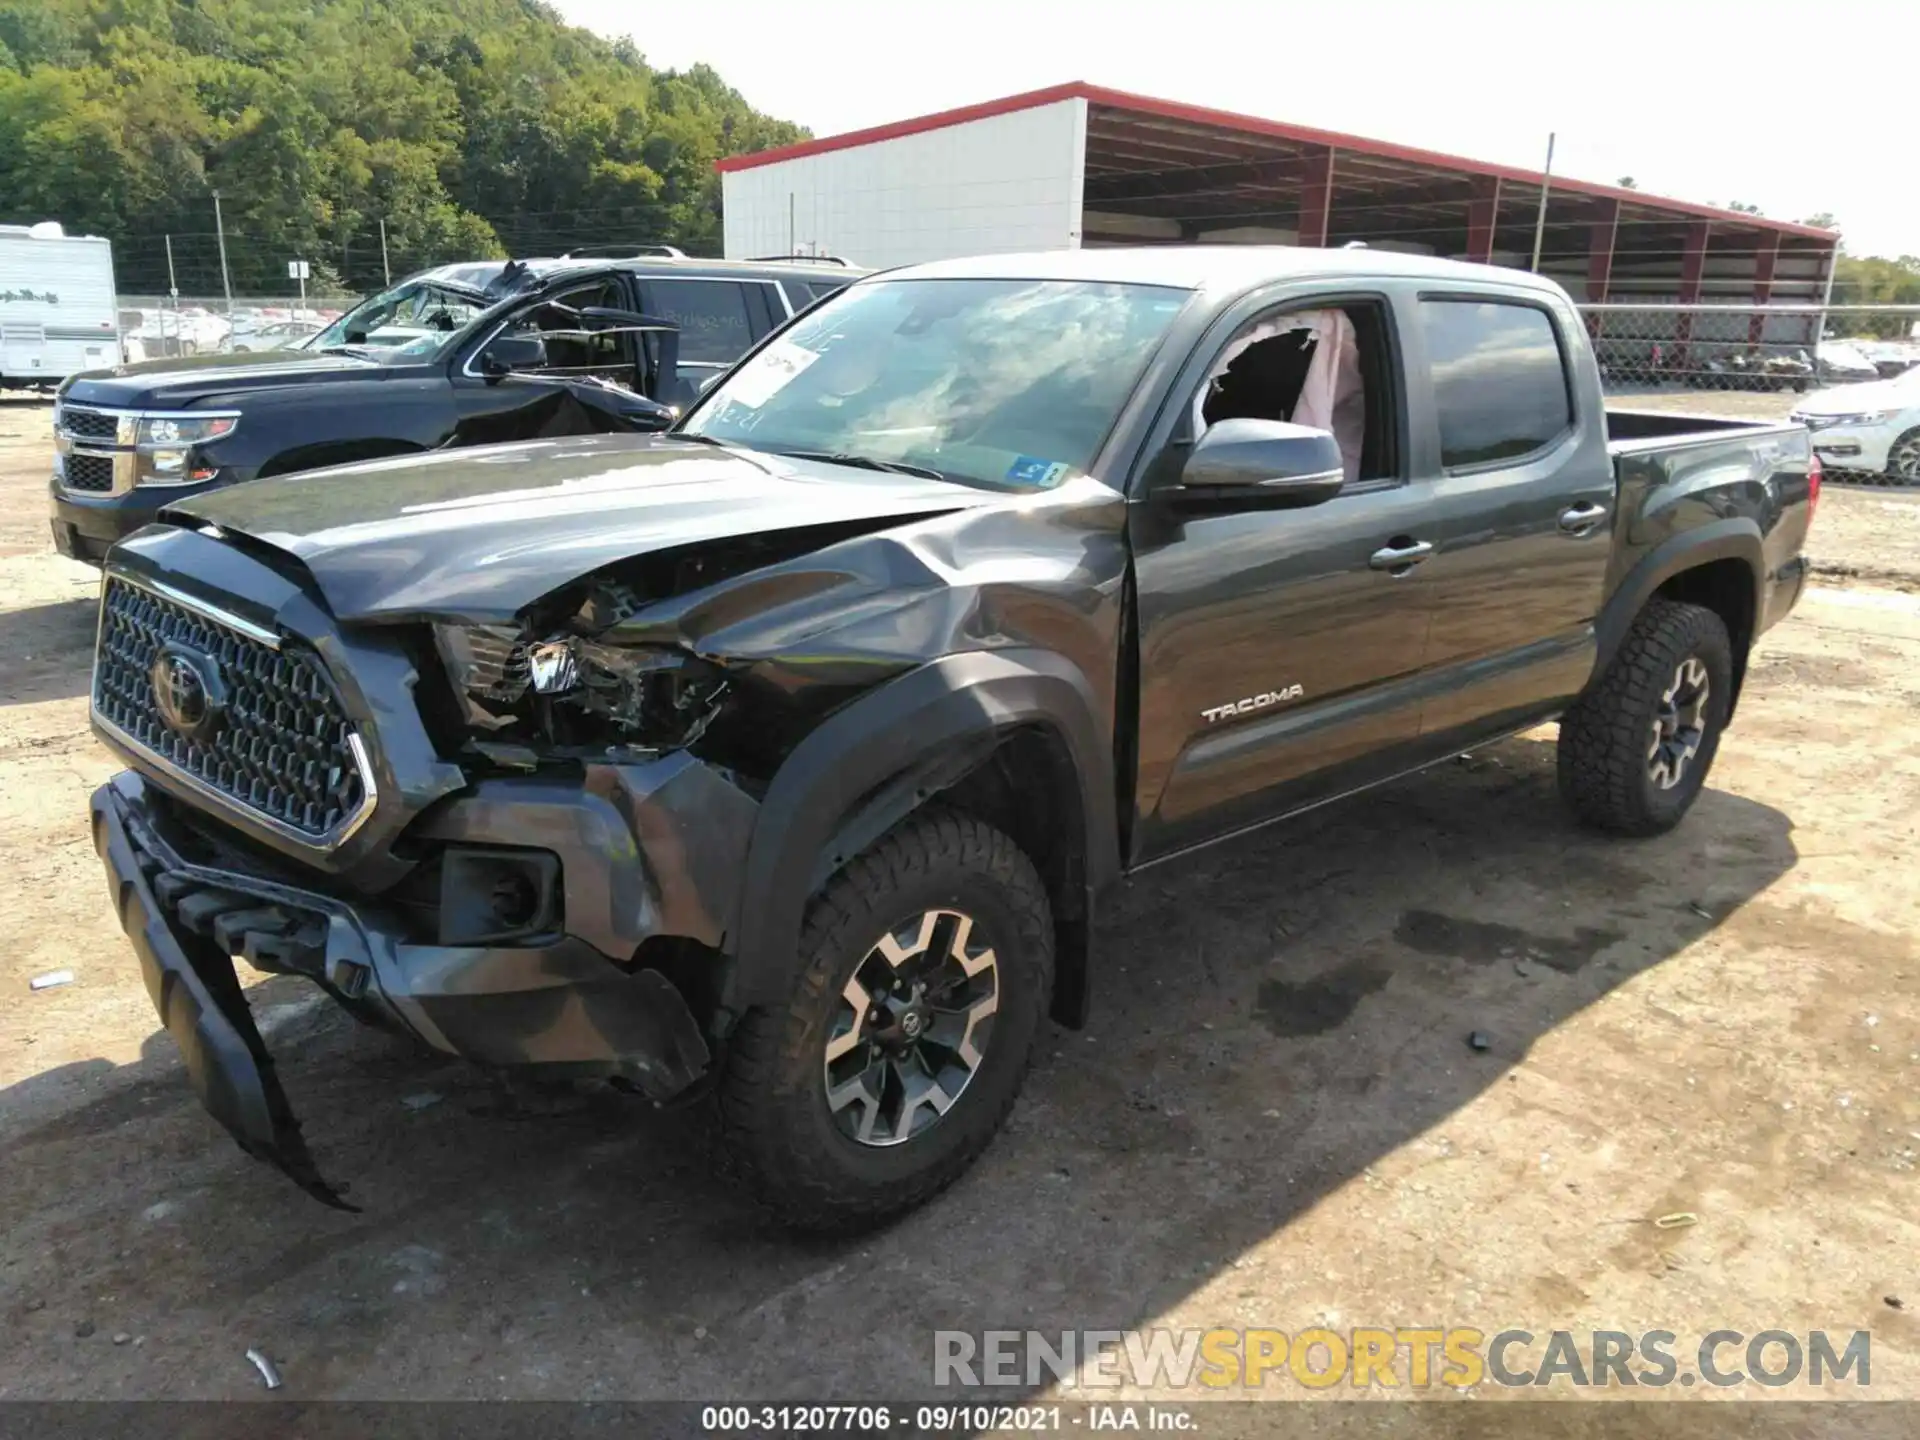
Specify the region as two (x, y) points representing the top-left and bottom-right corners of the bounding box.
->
(1557, 598), (1734, 836)
(717, 808), (1053, 1233)
(1888, 427), (1920, 486)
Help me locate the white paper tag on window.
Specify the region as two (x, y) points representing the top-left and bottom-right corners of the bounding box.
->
(722, 339), (821, 409)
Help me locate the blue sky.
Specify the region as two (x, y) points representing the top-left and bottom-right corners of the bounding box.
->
(556, 0), (1914, 258)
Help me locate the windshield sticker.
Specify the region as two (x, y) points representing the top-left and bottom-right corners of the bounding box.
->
(1005, 456), (1072, 489)
(723, 339), (822, 409)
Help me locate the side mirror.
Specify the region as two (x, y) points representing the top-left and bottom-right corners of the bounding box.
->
(479, 333), (548, 377)
(605, 392), (677, 432)
(1179, 418), (1346, 507)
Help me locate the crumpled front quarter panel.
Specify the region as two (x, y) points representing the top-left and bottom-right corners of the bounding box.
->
(619, 476), (1135, 737)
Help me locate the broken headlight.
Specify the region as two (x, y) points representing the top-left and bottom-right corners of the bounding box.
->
(433, 621), (729, 754)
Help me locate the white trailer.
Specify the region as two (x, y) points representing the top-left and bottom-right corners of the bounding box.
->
(0, 222), (120, 389)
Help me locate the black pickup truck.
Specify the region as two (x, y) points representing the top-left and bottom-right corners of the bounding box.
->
(86, 247), (1816, 1231)
(48, 254), (858, 561)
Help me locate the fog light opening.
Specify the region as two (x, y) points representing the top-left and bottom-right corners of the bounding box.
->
(436, 847), (563, 946)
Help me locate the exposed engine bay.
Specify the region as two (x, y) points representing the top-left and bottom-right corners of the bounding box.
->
(435, 584), (726, 764)
(430, 532), (839, 767)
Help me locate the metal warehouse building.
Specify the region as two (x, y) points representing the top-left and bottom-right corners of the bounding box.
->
(720, 82), (1837, 313)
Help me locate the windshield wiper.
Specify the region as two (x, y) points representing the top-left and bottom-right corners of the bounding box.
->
(768, 449), (951, 483)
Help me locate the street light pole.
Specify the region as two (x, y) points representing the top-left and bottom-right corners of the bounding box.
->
(379, 217), (391, 286)
(211, 190), (235, 340)
(1814, 242), (1840, 348)
(1530, 132), (1556, 273)
(163, 234), (178, 354)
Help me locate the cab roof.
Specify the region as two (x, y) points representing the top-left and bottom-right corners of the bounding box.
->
(512, 255), (863, 286)
(878, 245), (1564, 299)
(416, 254), (866, 298)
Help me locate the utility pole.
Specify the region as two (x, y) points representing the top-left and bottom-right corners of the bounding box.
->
(1814, 242), (1839, 349)
(379, 217), (391, 286)
(1530, 132), (1556, 274)
(163, 234), (178, 355)
(211, 190), (235, 343)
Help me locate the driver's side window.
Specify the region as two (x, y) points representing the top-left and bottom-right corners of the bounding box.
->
(499, 282), (632, 378)
(1193, 301), (1397, 486)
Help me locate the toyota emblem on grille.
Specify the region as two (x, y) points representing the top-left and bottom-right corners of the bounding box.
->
(150, 644), (226, 741)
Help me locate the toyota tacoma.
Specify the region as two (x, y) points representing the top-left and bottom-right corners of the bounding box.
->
(87, 247), (1816, 1231)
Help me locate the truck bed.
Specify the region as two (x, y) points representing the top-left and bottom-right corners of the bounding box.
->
(1598, 407), (1816, 666)
(1604, 407), (1802, 454)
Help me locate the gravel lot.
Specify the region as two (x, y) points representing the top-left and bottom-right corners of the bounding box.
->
(2, 393), (1917, 1409)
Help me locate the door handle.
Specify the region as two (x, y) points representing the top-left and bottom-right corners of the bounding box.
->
(1369, 539), (1434, 572)
(1559, 502), (1609, 535)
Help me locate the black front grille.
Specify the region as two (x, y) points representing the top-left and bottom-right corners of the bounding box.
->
(60, 407), (119, 441)
(62, 452), (116, 492)
(93, 578), (368, 839)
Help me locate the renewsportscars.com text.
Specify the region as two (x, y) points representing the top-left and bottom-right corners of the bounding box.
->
(933, 1327), (1872, 1390)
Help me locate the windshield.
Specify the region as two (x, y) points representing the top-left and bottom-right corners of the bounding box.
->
(310, 277), (492, 359)
(680, 278), (1191, 491)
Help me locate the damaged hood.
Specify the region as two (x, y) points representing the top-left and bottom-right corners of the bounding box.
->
(162, 435), (1003, 623)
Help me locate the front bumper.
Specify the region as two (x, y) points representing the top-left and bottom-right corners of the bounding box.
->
(49, 471), (228, 561)
(1802, 424), (1896, 473)
(91, 771), (717, 1205)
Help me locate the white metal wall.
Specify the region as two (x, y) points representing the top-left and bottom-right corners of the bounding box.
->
(722, 99), (1088, 270)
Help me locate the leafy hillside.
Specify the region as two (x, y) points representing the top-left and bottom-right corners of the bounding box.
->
(0, 0), (807, 294)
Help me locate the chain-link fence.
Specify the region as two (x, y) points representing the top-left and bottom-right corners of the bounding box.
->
(115, 294), (360, 360)
(1579, 304), (1920, 396)
(95, 286), (1920, 484)
(1579, 304), (1920, 485)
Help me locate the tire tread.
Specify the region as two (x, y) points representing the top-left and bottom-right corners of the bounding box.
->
(1557, 597), (1731, 837)
(715, 807), (1052, 1234)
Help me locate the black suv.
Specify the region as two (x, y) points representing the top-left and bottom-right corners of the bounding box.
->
(48, 252), (860, 561)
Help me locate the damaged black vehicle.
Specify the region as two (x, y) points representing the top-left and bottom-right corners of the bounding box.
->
(50, 253), (858, 562)
(88, 249), (1814, 1230)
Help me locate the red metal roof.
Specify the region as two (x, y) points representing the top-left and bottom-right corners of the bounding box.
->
(715, 81), (1837, 243)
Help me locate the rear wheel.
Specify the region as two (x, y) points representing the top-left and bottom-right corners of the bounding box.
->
(717, 808), (1053, 1233)
(1557, 599), (1733, 836)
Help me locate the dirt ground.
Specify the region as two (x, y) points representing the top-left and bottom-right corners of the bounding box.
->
(1, 392), (1916, 1410)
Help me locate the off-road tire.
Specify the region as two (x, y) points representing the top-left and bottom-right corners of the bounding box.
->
(716, 808), (1053, 1234)
(1557, 598), (1733, 837)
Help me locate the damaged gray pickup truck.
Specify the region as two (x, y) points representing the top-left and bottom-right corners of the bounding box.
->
(89, 247), (1817, 1231)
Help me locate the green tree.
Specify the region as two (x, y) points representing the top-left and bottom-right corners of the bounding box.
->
(1831, 254), (1920, 338)
(0, 0), (807, 295)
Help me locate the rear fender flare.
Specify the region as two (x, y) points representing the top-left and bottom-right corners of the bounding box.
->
(1592, 519), (1764, 680)
(723, 649), (1118, 1014)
